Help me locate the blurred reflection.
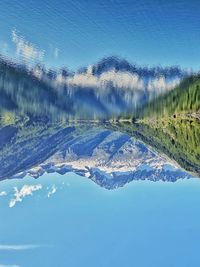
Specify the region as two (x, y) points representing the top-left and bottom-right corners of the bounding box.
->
(0, 58), (199, 187)
(0, 116), (196, 189)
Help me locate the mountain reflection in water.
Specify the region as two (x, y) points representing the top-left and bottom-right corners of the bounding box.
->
(0, 116), (196, 189)
(0, 59), (199, 187)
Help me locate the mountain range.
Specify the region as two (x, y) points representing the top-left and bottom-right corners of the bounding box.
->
(0, 120), (194, 189)
(0, 55), (189, 119)
(0, 55), (199, 189)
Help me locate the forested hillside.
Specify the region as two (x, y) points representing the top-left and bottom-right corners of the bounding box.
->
(139, 75), (200, 119)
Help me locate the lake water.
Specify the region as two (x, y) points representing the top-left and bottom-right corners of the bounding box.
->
(0, 1), (200, 266)
(0, 111), (199, 266)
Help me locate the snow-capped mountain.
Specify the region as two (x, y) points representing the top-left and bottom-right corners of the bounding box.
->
(9, 127), (192, 190)
(31, 56), (188, 117)
(0, 55), (189, 119)
(40, 56), (186, 91)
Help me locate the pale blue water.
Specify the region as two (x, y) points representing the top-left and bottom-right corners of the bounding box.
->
(1, 0), (200, 70)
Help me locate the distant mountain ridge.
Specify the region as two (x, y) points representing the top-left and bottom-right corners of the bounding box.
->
(0, 54), (186, 77)
(84, 56), (186, 78)
(0, 55), (190, 119)
(39, 56), (187, 91)
(0, 54), (186, 88)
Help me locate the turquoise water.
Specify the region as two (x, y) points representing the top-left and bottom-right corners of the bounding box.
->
(0, 173), (200, 267)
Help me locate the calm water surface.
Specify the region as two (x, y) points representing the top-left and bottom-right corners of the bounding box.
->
(0, 0), (200, 266)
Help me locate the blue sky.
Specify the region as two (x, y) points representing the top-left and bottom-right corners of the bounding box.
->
(0, 0), (200, 70)
(0, 173), (200, 267)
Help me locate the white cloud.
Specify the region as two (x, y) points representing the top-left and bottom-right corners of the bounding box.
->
(147, 76), (180, 92)
(0, 265), (20, 267)
(11, 29), (44, 61)
(0, 191), (7, 197)
(100, 71), (144, 90)
(47, 185), (57, 198)
(9, 184), (42, 208)
(0, 244), (40, 251)
(66, 70), (144, 90)
(54, 47), (59, 58)
(60, 69), (179, 93)
(67, 72), (97, 88)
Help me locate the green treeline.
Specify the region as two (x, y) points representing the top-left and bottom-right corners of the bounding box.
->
(107, 117), (200, 175)
(109, 75), (200, 176)
(0, 59), (73, 119)
(139, 75), (200, 118)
